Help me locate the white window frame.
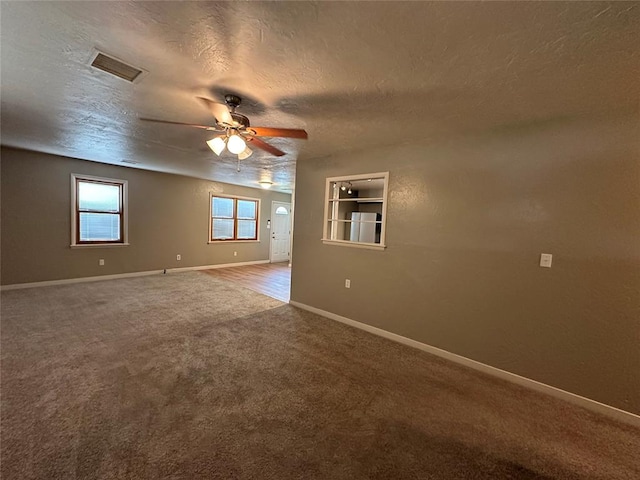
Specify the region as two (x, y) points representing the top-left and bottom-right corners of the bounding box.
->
(322, 171), (389, 250)
(70, 173), (129, 248)
(208, 193), (261, 243)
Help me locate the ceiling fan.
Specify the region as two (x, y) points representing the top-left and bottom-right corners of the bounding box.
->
(140, 94), (308, 159)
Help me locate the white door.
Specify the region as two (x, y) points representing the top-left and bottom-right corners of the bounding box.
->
(270, 201), (291, 263)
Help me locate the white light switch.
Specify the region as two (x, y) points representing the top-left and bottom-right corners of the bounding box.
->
(99, 259), (104, 266)
(540, 253), (553, 268)
(345, 279), (351, 288)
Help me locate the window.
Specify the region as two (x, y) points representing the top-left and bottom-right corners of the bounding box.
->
(71, 174), (128, 246)
(322, 172), (389, 250)
(210, 194), (259, 242)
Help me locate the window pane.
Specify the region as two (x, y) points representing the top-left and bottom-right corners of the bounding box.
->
(212, 219), (234, 239)
(79, 213), (120, 241)
(78, 182), (120, 212)
(237, 220), (256, 239)
(275, 206), (288, 215)
(213, 197), (234, 218)
(237, 200), (256, 219)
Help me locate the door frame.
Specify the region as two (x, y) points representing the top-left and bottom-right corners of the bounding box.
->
(269, 201), (292, 264)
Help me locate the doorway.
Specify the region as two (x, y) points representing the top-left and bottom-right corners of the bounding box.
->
(269, 201), (291, 263)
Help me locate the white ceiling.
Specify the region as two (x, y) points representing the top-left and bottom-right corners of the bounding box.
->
(1, 2), (638, 193)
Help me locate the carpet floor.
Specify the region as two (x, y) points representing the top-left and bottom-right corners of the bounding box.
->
(1, 272), (639, 479)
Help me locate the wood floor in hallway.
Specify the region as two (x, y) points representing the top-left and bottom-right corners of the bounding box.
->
(202, 262), (291, 302)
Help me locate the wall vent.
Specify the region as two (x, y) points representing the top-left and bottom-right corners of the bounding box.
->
(91, 52), (143, 82)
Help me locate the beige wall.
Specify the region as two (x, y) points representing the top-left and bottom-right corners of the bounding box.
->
(291, 112), (640, 414)
(1, 147), (291, 285)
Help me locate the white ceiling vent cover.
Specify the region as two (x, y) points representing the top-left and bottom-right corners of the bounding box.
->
(90, 52), (144, 82)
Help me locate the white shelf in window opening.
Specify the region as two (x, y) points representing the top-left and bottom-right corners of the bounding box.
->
(329, 197), (384, 202)
(322, 239), (387, 250)
(328, 219), (382, 223)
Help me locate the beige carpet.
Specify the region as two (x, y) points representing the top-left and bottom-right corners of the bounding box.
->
(1, 272), (639, 479)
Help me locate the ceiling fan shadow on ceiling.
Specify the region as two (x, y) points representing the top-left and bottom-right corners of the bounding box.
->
(140, 94), (308, 160)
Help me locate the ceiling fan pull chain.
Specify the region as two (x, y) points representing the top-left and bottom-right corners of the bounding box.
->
(237, 157), (241, 172)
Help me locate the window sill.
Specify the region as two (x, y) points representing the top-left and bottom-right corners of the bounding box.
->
(71, 243), (130, 249)
(322, 239), (386, 251)
(208, 240), (260, 244)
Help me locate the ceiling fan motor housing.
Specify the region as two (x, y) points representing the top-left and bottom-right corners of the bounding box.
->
(231, 112), (250, 128)
(222, 95), (250, 128)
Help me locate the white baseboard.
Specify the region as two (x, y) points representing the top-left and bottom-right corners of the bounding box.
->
(166, 260), (269, 273)
(0, 260), (271, 291)
(289, 301), (640, 427)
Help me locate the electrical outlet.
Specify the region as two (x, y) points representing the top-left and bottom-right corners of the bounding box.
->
(176, 254), (181, 261)
(540, 253), (552, 268)
(234, 251), (237, 257)
(99, 259), (104, 266)
(345, 279), (351, 288)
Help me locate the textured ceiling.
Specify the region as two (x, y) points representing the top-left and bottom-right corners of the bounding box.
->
(1, 2), (638, 193)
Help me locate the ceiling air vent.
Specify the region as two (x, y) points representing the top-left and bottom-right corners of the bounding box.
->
(120, 159), (140, 165)
(91, 52), (143, 82)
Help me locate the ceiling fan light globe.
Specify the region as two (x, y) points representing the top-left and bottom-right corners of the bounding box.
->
(259, 181), (273, 189)
(238, 146), (253, 160)
(207, 136), (226, 156)
(227, 134), (246, 154)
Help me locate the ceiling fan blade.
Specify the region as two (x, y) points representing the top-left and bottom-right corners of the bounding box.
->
(139, 118), (221, 130)
(249, 127), (308, 139)
(247, 137), (286, 157)
(196, 97), (233, 125)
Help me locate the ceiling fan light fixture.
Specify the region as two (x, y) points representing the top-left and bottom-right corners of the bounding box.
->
(227, 134), (246, 154)
(238, 146), (253, 160)
(207, 136), (226, 156)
